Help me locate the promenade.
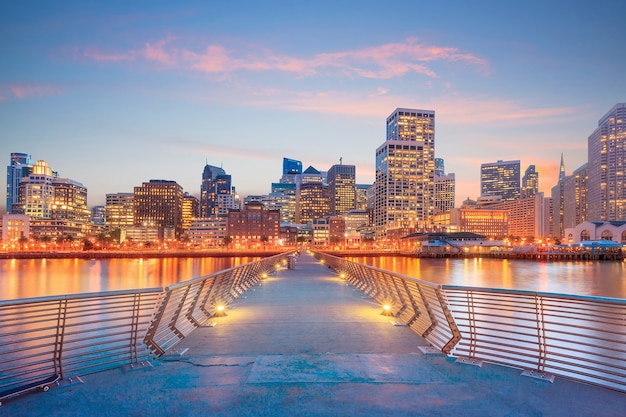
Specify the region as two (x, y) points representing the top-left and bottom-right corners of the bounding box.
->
(3, 252), (625, 416)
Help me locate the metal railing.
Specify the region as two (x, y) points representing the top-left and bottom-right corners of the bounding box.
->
(144, 253), (289, 355)
(0, 252), (290, 402)
(313, 251), (626, 392)
(0, 289), (162, 398)
(313, 251), (461, 353)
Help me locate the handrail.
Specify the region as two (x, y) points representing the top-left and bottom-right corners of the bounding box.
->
(143, 252), (289, 355)
(312, 251), (461, 353)
(0, 252), (290, 403)
(312, 251), (626, 392)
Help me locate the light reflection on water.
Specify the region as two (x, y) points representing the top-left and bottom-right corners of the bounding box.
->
(1, 256), (624, 301)
(0, 257), (259, 301)
(346, 256), (626, 299)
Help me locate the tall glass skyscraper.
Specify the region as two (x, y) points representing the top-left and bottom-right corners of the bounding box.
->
(374, 108), (436, 236)
(6, 152), (33, 213)
(521, 165), (539, 199)
(281, 157), (302, 184)
(587, 103), (626, 221)
(480, 160), (521, 201)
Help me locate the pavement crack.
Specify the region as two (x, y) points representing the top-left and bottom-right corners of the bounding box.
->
(163, 358), (255, 368)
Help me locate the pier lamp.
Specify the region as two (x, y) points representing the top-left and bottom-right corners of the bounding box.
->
(215, 305), (227, 317)
(340, 273), (346, 279)
(262, 273), (268, 279)
(381, 303), (393, 316)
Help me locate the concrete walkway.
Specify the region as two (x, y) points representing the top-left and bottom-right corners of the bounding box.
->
(3, 252), (625, 416)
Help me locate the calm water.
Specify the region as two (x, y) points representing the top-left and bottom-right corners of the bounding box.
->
(0, 256), (624, 301)
(346, 257), (626, 299)
(0, 257), (259, 301)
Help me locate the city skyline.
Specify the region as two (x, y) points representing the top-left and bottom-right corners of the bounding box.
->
(1, 2), (625, 210)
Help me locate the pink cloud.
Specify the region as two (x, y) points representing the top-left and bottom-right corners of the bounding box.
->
(82, 37), (487, 80)
(142, 38), (177, 65)
(2, 84), (62, 100)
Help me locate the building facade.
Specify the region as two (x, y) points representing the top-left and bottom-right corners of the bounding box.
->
(374, 108), (436, 237)
(521, 165), (539, 199)
(134, 180), (184, 239)
(105, 193), (135, 234)
(296, 166), (329, 224)
(434, 173), (455, 214)
(227, 201), (280, 248)
(200, 164), (232, 218)
(492, 193), (549, 238)
(327, 162), (356, 216)
(6, 152), (33, 213)
(587, 103), (626, 221)
(480, 160), (520, 201)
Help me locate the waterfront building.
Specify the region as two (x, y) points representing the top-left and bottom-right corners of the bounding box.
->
(296, 166), (329, 224)
(105, 193), (134, 235)
(6, 152), (33, 213)
(374, 108), (436, 238)
(564, 220), (626, 244)
(15, 160), (56, 219)
(327, 162), (356, 216)
(563, 164), (588, 231)
(182, 193), (200, 231)
(480, 160), (520, 201)
(188, 217), (227, 247)
(200, 164), (234, 218)
(311, 216), (346, 247)
(51, 178), (90, 225)
(340, 209), (370, 245)
(134, 180), (184, 239)
(227, 201), (280, 248)
(453, 207), (509, 238)
(491, 193), (550, 238)
(587, 103), (626, 221)
(91, 206), (106, 227)
(1, 214), (29, 243)
(521, 165), (539, 199)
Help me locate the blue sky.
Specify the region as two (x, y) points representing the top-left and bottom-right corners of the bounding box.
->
(1, 1), (624, 209)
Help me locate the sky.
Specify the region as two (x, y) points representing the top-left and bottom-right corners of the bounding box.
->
(1, 1), (625, 210)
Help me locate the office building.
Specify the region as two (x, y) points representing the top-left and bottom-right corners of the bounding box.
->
(269, 182), (297, 224)
(374, 108), (436, 238)
(134, 180), (184, 239)
(227, 201), (280, 248)
(6, 152), (34, 213)
(296, 166), (329, 224)
(182, 193), (200, 231)
(551, 155), (567, 239)
(587, 103), (626, 221)
(51, 178), (90, 224)
(434, 173), (455, 214)
(434, 158), (445, 176)
(562, 164), (588, 230)
(15, 160), (56, 219)
(281, 157), (302, 183)
(481, 160), (520, 201)
(200, 164), (233, 218)
(188, 217), (227, 247)
(105, 193), (135, 234)
(492, 193), (550, 238)
(327, 162), (356, 216)
(91, 206), (106, 227)
(521, 165), (539, 199)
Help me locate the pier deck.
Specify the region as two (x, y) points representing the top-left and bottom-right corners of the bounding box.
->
(3, 252), (625, 416)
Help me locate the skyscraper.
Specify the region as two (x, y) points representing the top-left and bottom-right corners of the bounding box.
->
(296, 166), (329, 224)
(374, 108), (436, 237)
(434, 173), (455, 214)
(327, 162), (356, 216)
(134, 180), (184, 238)
(587, 103), (626, 221)
(15, 160), (56, 219)
(6, 152), (33, 213)
(521, 165), (539, 199)
(480, 160), (521, 201)
(200, 164), (234, 217)
(105, 193), (135, 233)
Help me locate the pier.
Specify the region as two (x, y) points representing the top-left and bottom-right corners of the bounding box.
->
(2, 252), (625, 416)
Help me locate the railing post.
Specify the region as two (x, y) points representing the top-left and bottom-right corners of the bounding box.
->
(129, 293), (141, 363)
(53, 298), (68, 379)
(144, 291), (171, 356)
(535, 293), (547, 373)
(435, 287), (462, 354)
(168, 286), (192, 338)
